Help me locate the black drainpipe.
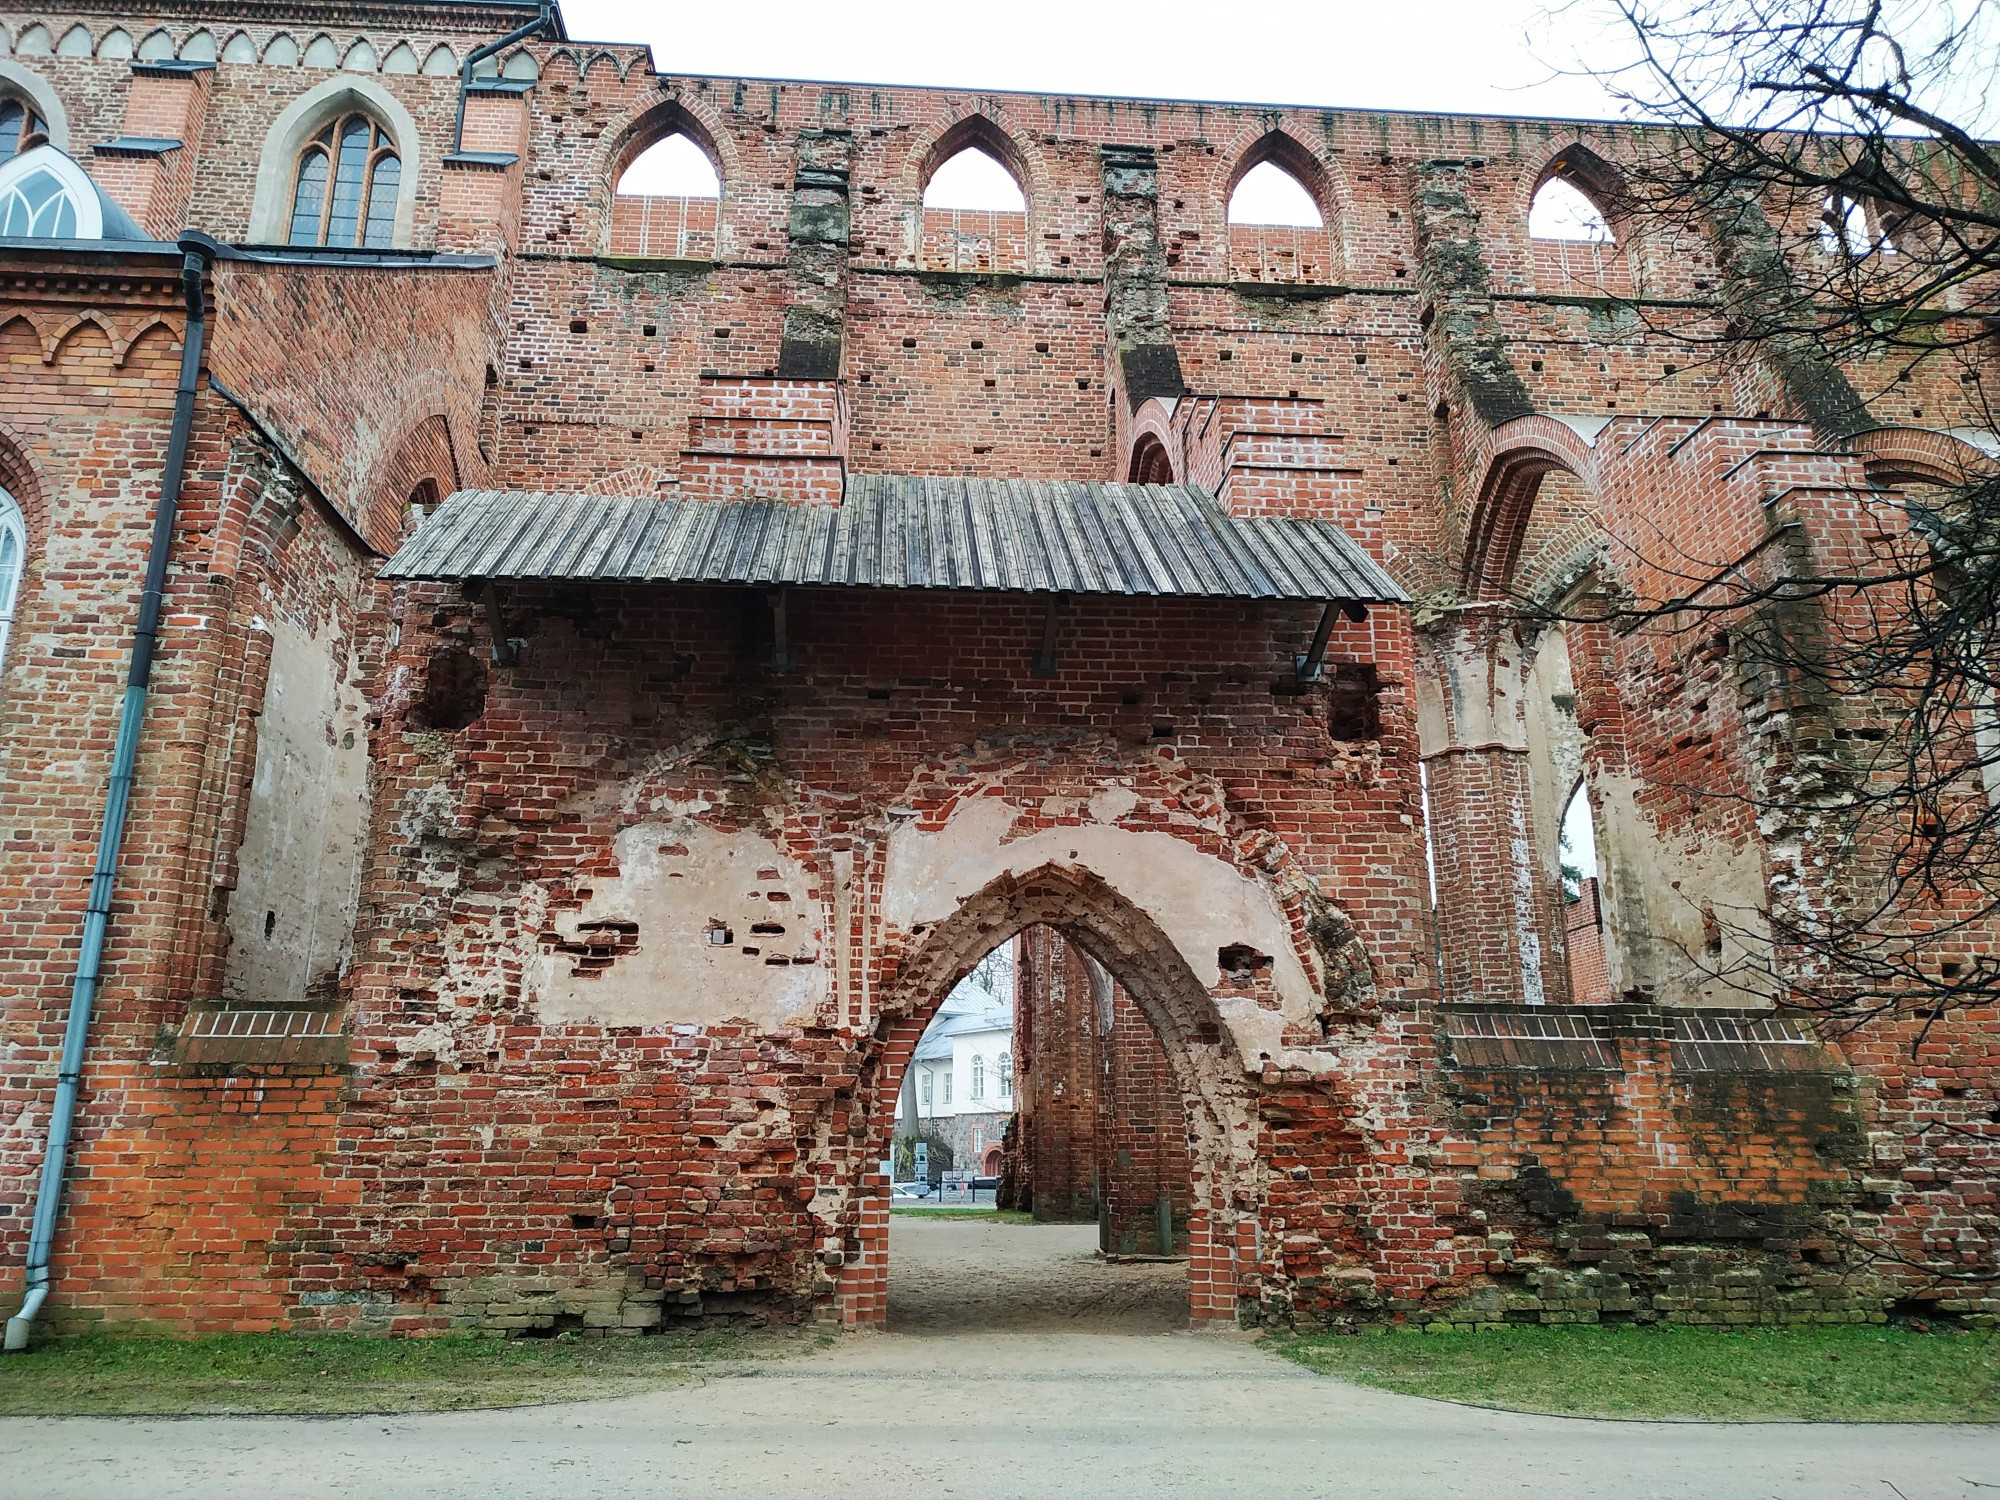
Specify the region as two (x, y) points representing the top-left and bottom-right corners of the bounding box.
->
(453, 1), (557, 154)
(4, 236), (212, 1352)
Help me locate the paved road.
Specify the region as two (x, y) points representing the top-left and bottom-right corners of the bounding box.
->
(4, 1328), (1993, 1500)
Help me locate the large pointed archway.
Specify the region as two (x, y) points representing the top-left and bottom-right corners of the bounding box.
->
(836, 863), (1261, 1329)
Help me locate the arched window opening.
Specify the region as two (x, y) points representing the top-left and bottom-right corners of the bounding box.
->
(609, 130), (719, 259)
(1821, 193), (1898, 258)
(1227, 160), (1321, 228)
(288, 112), (399, 248)
(1128, 433), (1174, 485)
(971, 1053), (986, 1099)
(0, 486), (23, 681)
(1226, 146), (1331, 283)
(1530, 176), (1614, 243)
(0, 98), (51, 165)
(1559, 780), (1610, 1003)
(924, 146), (1024, 212)
(997, 1051), (1012, 1099)
(0, 162), (81, 237)
(920, 134), (1029, 273)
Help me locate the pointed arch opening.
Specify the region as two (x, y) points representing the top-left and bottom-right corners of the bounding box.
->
(918, 117), (1030, 273)
(608, 109), (722, 260)
(1559, 779), (1610, 1003)
(1128, 432), (1175, 485)
(1226, 133), (1333, 284)
(845, 863), (1259, 1332)
(1528, 146), (1635, 295)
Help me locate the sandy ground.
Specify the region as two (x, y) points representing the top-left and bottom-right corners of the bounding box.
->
(889, 1215), (1186, 1334)
(3, 1221), (1993, 1499)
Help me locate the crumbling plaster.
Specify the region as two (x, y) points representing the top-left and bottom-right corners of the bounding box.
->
(882, 792), (1319, 1072)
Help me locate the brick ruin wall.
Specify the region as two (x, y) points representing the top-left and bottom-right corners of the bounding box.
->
(0, 2), (1993, 1336)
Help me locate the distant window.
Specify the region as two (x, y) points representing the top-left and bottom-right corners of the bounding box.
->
(943, 1070), (952, 1105)
(618, 132), (719, 198)
(288, 112), (399, 248)
(998, 1053), (1013, 1099)
(1228, 161), (1321, 228)
(971, 1054), (985, 1099)
(1530, 176), (1614, 243)
(921, 1070), (932, 1105)
(0, 98), (51, 166)
(0, 165), (79, 237)
(971, 1126), (984, 1153)
(0, 487), (22, 676)
(1820, 193), (1896, 258)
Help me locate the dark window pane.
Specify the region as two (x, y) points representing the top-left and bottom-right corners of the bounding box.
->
(289, 147), (328, 243)
(327, 116), (371, 247)
(0, 102), (22, 164)
(363, 153), (399, 248)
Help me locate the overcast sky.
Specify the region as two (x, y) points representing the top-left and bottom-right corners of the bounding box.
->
(562, 0), (1632, 120)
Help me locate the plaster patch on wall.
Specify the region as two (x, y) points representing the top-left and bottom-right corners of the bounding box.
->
(882, 796), (1313, 1064)
(528, 821), (829, 1027)
(223, 611), (369, 1005)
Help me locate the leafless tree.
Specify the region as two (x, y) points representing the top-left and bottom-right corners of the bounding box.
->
(1537, 1), (2000, 1031)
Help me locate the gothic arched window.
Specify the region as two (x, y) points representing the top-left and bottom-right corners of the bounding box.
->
(0, 97), (50, 165)
(0, 486), (25, 678)
(288, 112), (400, 248)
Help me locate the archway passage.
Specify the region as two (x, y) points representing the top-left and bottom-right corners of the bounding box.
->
(882, 924), (1193, 1335)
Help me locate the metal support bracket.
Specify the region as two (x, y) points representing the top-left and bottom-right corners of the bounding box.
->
(1031, 593), (1066, 678)
(1294, 599), (1367, 683)
(768, 588), (796, 672)
(483, 583), (521, 667)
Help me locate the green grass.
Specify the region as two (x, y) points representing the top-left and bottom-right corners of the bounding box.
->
(890, 1206), (1036, 1223)
(0, 1324), (817, 1417)
(1271, 1322), (2000, 1423)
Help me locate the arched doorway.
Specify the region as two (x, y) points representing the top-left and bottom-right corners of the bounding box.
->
(838, 864), (1258, 1331)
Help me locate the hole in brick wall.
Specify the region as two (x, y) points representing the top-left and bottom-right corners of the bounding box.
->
(1218, 349), (1232, 361)
(570, 1213), (599, 1230)
(1531, 358), (1545, 371)
(1326, 662), (1382, 741)
(970, 339), (983, 348)
(414, 647), (488, 731)
(903, 337), (918, 348)
(1291, 352), (1303, 363)
(570, 318), (588, 333)
(264, 910), (277, 938)
(750, 921), (787, 935)
(643, 323), (657, 336)
(1355, 353), (1366, 364)
(708, 923), (734, 945)
(714, 328), (730, 339)
(1035, 341), (1049, 353)
(1217, 944), (1273, 981)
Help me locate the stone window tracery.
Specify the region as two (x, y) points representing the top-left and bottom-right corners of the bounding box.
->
(288, 111), (400, 248)
(0, 162), (80, 237)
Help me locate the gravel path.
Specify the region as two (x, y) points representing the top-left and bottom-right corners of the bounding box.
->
(3, 1222), (1991, 1499)
(889, 1215), (1186, 1333)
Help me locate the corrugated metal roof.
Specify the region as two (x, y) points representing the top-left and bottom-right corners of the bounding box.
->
(382, 478), (1409, 603)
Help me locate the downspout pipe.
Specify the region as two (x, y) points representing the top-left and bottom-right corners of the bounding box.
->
(452, 1), (557, 155)
(4, 237), (212, 1353)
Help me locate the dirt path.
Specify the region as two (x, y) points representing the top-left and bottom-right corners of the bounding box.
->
(888, 1216), (1187, 1334)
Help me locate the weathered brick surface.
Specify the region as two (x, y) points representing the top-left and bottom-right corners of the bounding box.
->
(0, 3), (1993, 1339)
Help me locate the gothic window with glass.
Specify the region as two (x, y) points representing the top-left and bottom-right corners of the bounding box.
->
(0, 161), (80, 237)
(0, 98), (49, 165)
(0, 486), (25, 677)
(288, 112), (399, 248)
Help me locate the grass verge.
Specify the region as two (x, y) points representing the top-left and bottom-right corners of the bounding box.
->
(0, 1324), (819, 1417)
(890, 1207), (1036, 1223)
(1271, 1322), (2000, 1422)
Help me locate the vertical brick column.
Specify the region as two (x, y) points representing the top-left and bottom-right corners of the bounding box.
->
(89, 59), (213, 239)
(1419, 611), (1566, 1004)
(439, 79), (532, 255)
(778, 128), (852, 380)
(1100, 144), (1184, 449)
